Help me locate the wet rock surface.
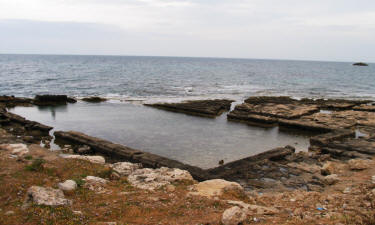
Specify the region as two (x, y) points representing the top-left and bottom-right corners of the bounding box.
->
(145, 99), (234, 117)
(34, 95), (77, 106)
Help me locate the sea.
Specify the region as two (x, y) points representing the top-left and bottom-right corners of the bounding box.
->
(2, 54), (374, 168)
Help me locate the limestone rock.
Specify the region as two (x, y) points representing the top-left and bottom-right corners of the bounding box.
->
(323, 174), (340, 185)
(61, 154), (105, 164)
(189, 179), (244, 198)
(23, 186), (71, 208)
(109, 162), (142, 176)
(128, 167), (193, 191)
(348, 159), (371, 170)
(58, 180), (77, 192)
(221, 206), (247, 225)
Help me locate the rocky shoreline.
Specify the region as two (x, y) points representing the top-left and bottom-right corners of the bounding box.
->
(1, 95), (375, 224)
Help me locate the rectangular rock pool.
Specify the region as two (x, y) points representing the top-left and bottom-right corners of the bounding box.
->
(10, 101), (311, 169)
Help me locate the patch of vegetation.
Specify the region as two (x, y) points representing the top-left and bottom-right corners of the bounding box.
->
(24, 155), (33, 160)
(25, 158), (45, 172)
(95, 167), (113, 179)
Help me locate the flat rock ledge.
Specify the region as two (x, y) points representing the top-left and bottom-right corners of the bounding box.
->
(228, 96), (375, 132)
(145, 99), (234, 117)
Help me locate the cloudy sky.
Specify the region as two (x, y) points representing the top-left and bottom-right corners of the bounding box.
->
(0, 0), (374, 61)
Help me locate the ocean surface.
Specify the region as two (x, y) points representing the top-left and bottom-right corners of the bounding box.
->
(1, 54), (375, 101)
(2, 54), (375, 168)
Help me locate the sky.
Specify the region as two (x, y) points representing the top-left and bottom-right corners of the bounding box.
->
(0, 0), (375, 62)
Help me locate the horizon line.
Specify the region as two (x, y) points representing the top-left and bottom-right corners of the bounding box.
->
(0, 52), (372, 64)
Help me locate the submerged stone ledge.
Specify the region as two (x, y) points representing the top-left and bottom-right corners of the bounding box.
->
(144, 99), (234, 117)
(54, 131), (209, 181)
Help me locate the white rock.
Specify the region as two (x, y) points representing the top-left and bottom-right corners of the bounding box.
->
(189, 179), (244, 198)
(83, 176), (108, 192)
(58, 180), (77, 192)
(127, 167), (193, 191)
(221, 206), (247, 225)
(372, 176), (375, 184)
(23, 186), (71, 209)
(84, 176), (107, 184)
(61, 154), (105, 164)
(348, 159), (371, 170)
(0, 144), (29, 156)
(110, 162), (142, 176)
(4, 210), (14, 216)
(323, 174), (340, 185)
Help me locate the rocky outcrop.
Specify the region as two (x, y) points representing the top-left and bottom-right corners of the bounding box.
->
(81, 96), (107, 103)
(110, 162), (142, 176)
(23, 186), (71, 208)
(33, 95), (77, 106)
(127, 167), (193, 191)
(145, 99), (234, 117)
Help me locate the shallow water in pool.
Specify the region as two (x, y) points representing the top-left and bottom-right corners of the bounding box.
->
(10, 102), (310, 169)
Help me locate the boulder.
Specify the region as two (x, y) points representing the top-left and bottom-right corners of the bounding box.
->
(127, 167), (193, 191)
(221, 206), (247, 225)
(58, 180), (77, 192)
(323, 174), (340, 185)
(189, 179), (244, 198)
(23, 186), (71, 208)
(109, 162), (142, 176)
(61, 154), (105, 164)
(348, 159), (371, 170)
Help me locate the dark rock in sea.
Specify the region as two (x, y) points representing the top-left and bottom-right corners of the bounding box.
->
(33, 95), (76, 106)
(81, 96), (107, 103)
(353, 62), (368, 66)
(145, 99), (234, 117)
